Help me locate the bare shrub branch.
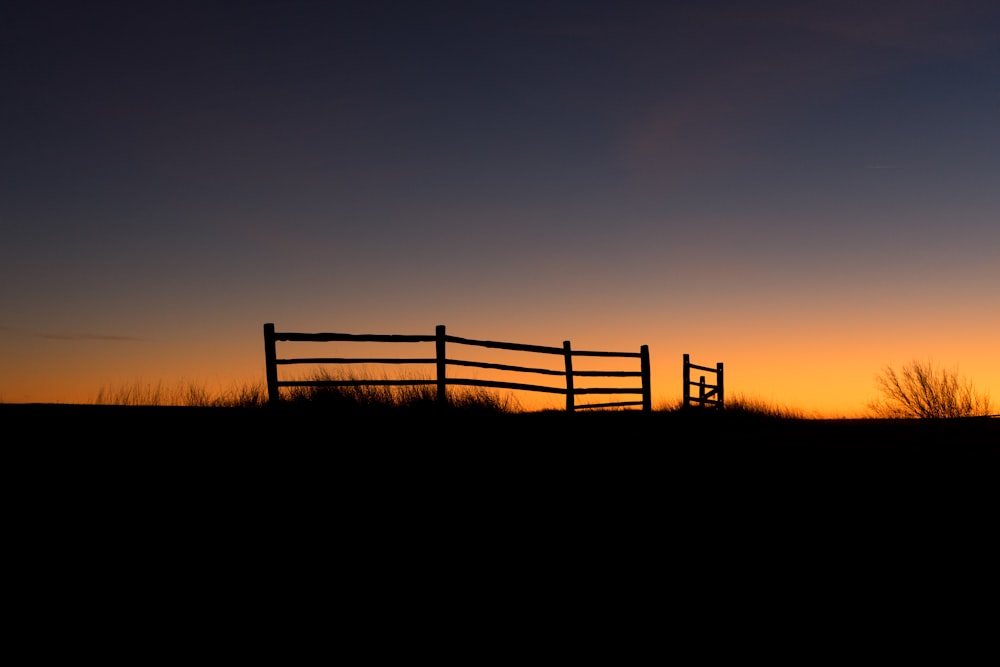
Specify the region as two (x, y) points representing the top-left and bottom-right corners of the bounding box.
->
(868, 360), (993, 418)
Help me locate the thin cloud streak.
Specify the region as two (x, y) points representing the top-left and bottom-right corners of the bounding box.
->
(1, 327), (143, 341)
(34, 332), (144, 342)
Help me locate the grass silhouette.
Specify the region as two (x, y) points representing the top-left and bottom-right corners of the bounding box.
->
(868, 360), (994, 419)
(7, 372), (988, 449)
(92, 370), (813, 418)
(94, 369), (521, 414)
(83, 370), (996, 436)
(712, 394), (807, 419)
(92, 373), (812, 424)
(94, 379), (268, 408)
(655, 393), (806, 419)
(279, 368), (522, 413)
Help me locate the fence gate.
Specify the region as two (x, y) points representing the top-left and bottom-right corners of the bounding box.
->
(683, 354), (724, 409)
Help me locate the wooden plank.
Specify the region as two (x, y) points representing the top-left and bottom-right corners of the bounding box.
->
(576, 400), (644, 410)
(573, 387), (644, 395)
(687, 362), (719, 373)
(276, 357), (436, 365)
(445, 378), (567, 395)
(572, 370), (643, 377)
(447, 359), (566, 376)
(683, 354), (691, 407)
(564, 341), (574, 412)
(264, 323), (279, 405)
(273, 332), (434, 343)
(569, 349), (642, 358)
(445, 334), (563, 355)
(695, 396), (723, 405)
(436, 325), (446, 405)
(277, 379), (435, 388)
(717, 362), (725, 408)
(641, 344), (651, 412)
(276, 379), (642, 397)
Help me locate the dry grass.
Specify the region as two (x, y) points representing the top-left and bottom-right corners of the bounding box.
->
(868, 360), (994, 418)
(657, 393), (807, 419)
(93, 379), (268, 408)
(279, 369), (521, 413)
(722, 394), (808, 419)
(92, 372), (827, 419)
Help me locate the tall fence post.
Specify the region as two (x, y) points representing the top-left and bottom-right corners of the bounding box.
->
(716, 362), (725, 409)
(436, 325), (447, 406)
(682, 354), (691, 409)
(264, 323), (279, 406)
(640, 345), (651, 412)
(563, 340), (575, 412)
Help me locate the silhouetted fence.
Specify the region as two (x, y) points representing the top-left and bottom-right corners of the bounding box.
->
(263, 323), (651, 412)
(683, 354), (724, 409)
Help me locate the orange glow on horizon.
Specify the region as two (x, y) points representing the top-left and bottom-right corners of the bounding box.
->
(3, 320), (997, 419)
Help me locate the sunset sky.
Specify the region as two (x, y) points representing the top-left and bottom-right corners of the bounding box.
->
(2, 0), (998, 416)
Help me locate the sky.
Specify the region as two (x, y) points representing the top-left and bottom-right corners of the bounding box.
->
(2, 0), (998, 416)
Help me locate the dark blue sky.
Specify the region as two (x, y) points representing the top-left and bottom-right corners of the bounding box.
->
(3, 0), (998, 411)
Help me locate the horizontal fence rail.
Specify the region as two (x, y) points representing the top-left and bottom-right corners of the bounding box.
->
(264, 323), (651, 412)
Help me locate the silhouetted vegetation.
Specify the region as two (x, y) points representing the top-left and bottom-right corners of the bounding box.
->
(714, 394), (807, 419)
(8, 370), (990, 450)
(279, 369), (521, 414)
(94, 370), (520, 414)
(94, 379), (268, 408)
(89, 367), (996, 425)
(657, 393), (805, 419)
(868, 360), (994, 419)
(92, 374), (813, 419)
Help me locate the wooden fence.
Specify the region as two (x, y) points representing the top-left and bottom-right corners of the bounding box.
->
(264, 323), (651, 412)
(683, 354), (724, 409)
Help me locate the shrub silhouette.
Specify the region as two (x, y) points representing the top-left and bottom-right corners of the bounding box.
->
(868, 360), (993, 418)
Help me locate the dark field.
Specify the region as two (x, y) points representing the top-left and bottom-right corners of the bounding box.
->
(7, 403), (995, 482)
(6, 402), (997, 446)
(7, 402), (994, 637)
(8, 402), (994, 566)
(10, 402), (994, 549)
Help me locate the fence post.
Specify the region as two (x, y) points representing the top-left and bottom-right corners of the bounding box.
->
(716, 362), (725, 409)
(640, 345), (651, 412)
(563, 340), (575, 412)
(436, 325), (447, 406)
(264, 323), (279, 406)
(699, 376), (706, 407)
(682, 354), (691, 409)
